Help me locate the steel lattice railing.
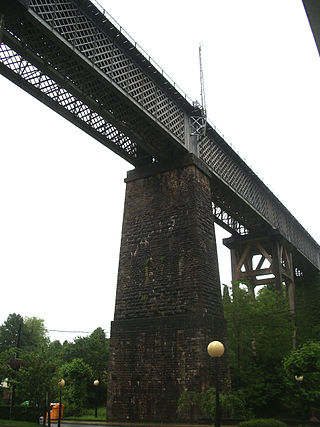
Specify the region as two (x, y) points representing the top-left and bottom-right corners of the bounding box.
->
(29, 0), (186, 143)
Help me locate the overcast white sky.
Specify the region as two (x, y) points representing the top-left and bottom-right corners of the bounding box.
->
(0, 0), (319, 342)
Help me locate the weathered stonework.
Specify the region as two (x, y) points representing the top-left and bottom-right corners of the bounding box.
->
(107, 155), (228, 421)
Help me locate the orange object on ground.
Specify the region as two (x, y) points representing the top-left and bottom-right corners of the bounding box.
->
(48, 403), (64, 420)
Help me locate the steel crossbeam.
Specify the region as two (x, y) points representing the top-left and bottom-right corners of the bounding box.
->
(0, 0), (319, 274)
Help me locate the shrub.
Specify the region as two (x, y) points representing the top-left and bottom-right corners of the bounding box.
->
(177, 388), (250, 422)
(0, 406), (9, 419)
(201, 388), (250, 421)
(177, 390), (201, 421)
(238, 418), (287, 427)
(0, 405), (41, 422)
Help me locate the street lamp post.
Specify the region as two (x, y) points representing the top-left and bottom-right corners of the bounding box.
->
(295, 375), (304, 424)
(93, 380), (99, 418)
(207, 341), (225, 427)
(57, 379), (65, 427)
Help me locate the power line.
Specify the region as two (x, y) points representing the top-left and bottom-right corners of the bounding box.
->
(48, 329), (110, 336)
(48, 329), (92, 334)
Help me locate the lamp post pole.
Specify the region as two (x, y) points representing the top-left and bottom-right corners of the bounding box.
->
(93, 380), (100, 418)
(46, 390), (51, 427)
(215, 357), (220, 426)
(295, 375), (304, 425)
(207, 341), (225, 427)
(57, 379), (65, 427)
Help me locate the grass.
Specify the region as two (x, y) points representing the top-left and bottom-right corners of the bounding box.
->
(64, 405), (106, 421)
(0, 420), (39, 427)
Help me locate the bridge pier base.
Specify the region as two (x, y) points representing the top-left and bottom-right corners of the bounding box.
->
(223, 232), (296, 313)
(107, 155), (228, 422)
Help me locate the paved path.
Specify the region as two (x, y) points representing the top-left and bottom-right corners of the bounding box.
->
(0, 421), (236, 427)
(49, 422), (217, 427)
(55, 423), (234, 427)
(57, 423), (214, 427)
(0, 424), (236, 427)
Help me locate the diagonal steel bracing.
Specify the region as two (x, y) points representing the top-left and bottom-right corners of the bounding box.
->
(0, 0), (319, 275)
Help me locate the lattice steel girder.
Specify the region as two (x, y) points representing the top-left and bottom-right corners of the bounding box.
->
(202, 125), (320, 273)
(0, 0), (319, 274)
(26, 0), (195, 156)
(212, 203), (249, 236)
(0, 36), (141, 163)
(1, 2), (190, 165)
(211, 176), (266, 236)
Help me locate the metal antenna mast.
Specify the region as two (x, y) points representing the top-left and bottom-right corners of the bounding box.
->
(191, 44), (207, 139)
(199, 43), (207, 121)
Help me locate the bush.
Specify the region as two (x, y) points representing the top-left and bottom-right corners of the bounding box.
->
(0, 406), (41, 422)
(177, 390), (201, 421)
(177, 388), (250, 422)
(200, 388), (249, 420)
(238, 418), (287, 427)
(0, 406), (9, 419)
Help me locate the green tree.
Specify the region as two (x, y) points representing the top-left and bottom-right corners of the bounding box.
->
(222, 285), (255, 389)
(223, 284), (294, 417)
(59, 358), (93, 416)
(10, 349), (57, 407)
(62, 328), (109, 380)
(253, 286), (293, 361)
(295, 274), (320, 343)
(0, 348), (16, 382)
(0, 313), (24, 351)
(0, 314), (49, 352)
(22, 317), (49, 351)
(283, 341), (320, 417)
(177, 388), (249, 421)
(61, 328), (109, 406)
(47, 340), (63, 360)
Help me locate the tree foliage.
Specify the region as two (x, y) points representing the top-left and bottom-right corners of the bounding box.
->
(177, 388), (249, 422)
(10, 350), (57, 407)
(284, 341), (320, 376)
(295, 274), (320, 344)
(59, 358), (93, 415)
(222, 284), (295, 417)
(62, 327), (109, 382)
(2, 273), (319, 422)
(0, 314), (49, 353)
(22, 317), (49, 351)
(0, 313), (24, 351)
(283, 341), (320, 415)
(0, 314), (109, 416)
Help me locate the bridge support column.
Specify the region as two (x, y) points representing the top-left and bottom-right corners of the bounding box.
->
(107, 155), (228, 422)
(224, 232), (296, 313)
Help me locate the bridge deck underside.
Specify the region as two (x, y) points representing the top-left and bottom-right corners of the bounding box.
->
(0, 0), (319, 275)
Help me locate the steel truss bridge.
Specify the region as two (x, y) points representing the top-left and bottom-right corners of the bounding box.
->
(1, 0), (319, 275)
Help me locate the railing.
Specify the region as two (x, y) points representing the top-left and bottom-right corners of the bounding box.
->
(88, 0), (194, 106)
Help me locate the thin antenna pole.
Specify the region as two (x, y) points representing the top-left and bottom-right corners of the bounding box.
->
(199, 43), (207, 119)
